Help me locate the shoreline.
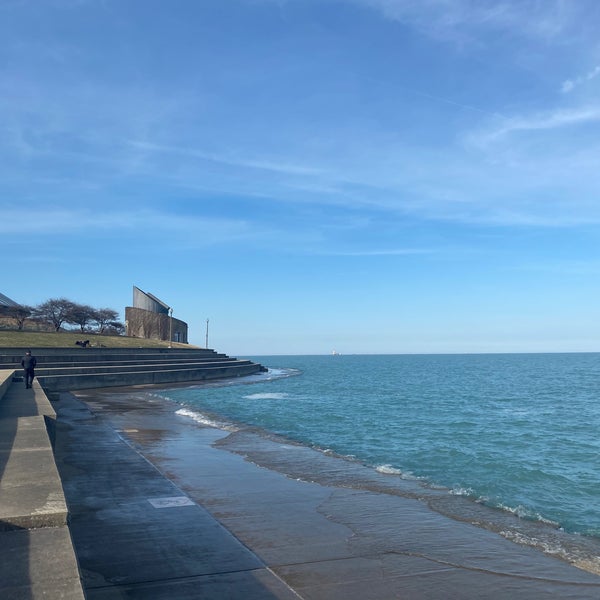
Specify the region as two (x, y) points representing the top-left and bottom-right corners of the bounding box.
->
(117, 381), (600, 577)
(61, 385), (600, 598)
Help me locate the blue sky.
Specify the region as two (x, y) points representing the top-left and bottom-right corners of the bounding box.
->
(2, 0), (600, 355)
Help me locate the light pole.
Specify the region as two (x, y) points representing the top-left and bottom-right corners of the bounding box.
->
(168, 307), (173, 348)
(205, 318), (209, 349)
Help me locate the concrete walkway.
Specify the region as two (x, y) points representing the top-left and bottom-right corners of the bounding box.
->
(52, 389), (600, 599)
(53, 391), (298, 599)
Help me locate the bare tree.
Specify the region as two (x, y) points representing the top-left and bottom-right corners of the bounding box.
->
(3, 305), (32, 330)
(68, 303), (96, 332)
(103, 320), (125, 336)
(23, 298), (123, 335)
(93, 308), (120, 333)
(34, 298), (76, 331)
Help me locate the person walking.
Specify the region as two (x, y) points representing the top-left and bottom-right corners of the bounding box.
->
(21, 350), (37, 389)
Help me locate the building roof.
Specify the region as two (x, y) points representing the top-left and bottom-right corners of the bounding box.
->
(144, 291), (170, 311)
(132, 286), (170, 314)
(0, 292), (21, 308)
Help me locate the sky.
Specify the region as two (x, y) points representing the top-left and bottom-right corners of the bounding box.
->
(2, 0), (600, 355)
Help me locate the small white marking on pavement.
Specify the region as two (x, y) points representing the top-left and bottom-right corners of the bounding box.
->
(148, 496), (195, 508)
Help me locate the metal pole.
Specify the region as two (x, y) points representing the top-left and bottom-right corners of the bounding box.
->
(168, 308), (173, 348)
(205, 318), (209, 349)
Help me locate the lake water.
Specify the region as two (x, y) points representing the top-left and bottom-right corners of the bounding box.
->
(158, 353), (600, 570)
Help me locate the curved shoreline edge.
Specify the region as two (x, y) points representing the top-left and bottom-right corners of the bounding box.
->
(158, 390), (600, 578)
(55, 384), (600, 598)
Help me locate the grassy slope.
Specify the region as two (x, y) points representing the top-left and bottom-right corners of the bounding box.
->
(0, 330), (196, 349)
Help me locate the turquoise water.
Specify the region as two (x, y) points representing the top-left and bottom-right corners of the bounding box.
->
(163, 353), (600, 540)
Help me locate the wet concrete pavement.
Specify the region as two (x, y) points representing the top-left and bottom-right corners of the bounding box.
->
(53, 389), (600, 599)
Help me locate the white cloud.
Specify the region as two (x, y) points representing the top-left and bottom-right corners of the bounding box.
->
(255, 0), (578, 42)
(347, 0), (574, 41)
(561, 65), (600, 93)
(466, 106), (600, 147)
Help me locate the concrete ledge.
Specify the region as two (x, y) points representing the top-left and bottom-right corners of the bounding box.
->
(38, 362), (262, 392)
(0, 415), (68, 531)
(0, 347), (227, 368)
(0, 527), (85, 600)
(0, 380), (56, 420)
(33, 358), (252, 377)
(0, 378), (84, 599)
(0, 369), (13, 402)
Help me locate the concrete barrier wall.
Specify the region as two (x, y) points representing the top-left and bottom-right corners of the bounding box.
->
(0, 379), (85, 598)
(32, 359), (251, 377)
(0, 369), (15, 402)
(37, 362), (262, 392)
(0, 381), (57, 444)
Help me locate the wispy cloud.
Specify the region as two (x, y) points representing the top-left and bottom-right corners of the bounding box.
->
(127, 140), (323, 177)
(0, 204), (341, 254)
(466, 106), (600, 147)
(561, 65), (600, 93)
(348, 0), (575, 41)
(323, 248), (436, 256)
(0, 208), (253, 241)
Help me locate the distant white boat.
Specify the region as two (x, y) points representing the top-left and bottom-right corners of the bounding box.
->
(332, 350), (340, 356)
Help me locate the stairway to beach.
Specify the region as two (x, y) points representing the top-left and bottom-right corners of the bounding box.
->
(0, 347), (265, 393)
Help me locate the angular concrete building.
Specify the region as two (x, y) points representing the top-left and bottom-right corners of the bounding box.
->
(125, 286), (188, 343)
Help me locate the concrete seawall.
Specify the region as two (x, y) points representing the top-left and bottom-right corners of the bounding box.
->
(0, 370), (85, 599)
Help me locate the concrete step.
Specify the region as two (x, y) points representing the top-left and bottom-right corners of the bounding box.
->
(0, 415), (68, 531)
(0, 349), (229, 368)
(0, 527), (85, 599)
(37, 361), (263, 392)
(0, 370), (12, 400)
(2, 348), (266, 392)
(0, 381), (66, 531)
(0, 380), (85, 599)
(0, 356), (233, 370)
(0, 378), (56, 419)
(21, 359), (253, 377)
(0, 346), (221, 355)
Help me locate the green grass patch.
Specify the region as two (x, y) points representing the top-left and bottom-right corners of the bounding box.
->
(0, 330), (196, 349)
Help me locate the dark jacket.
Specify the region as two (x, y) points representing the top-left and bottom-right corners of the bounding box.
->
(21, 354), (37, 371)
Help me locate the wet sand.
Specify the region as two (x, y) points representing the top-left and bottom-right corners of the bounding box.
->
(58, 387), (600, 599)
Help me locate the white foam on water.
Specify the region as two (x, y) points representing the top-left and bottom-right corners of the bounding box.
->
(262, 367), (300, 379)
(496, 502), (559, 527)
(243, 392), (289, 400)
(376, 464), (403, 475)
(496, 529), (598, 572)
(449, 485), (475, 497)
(376, 464), (423, 480)
(175, 408), (239, 432)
